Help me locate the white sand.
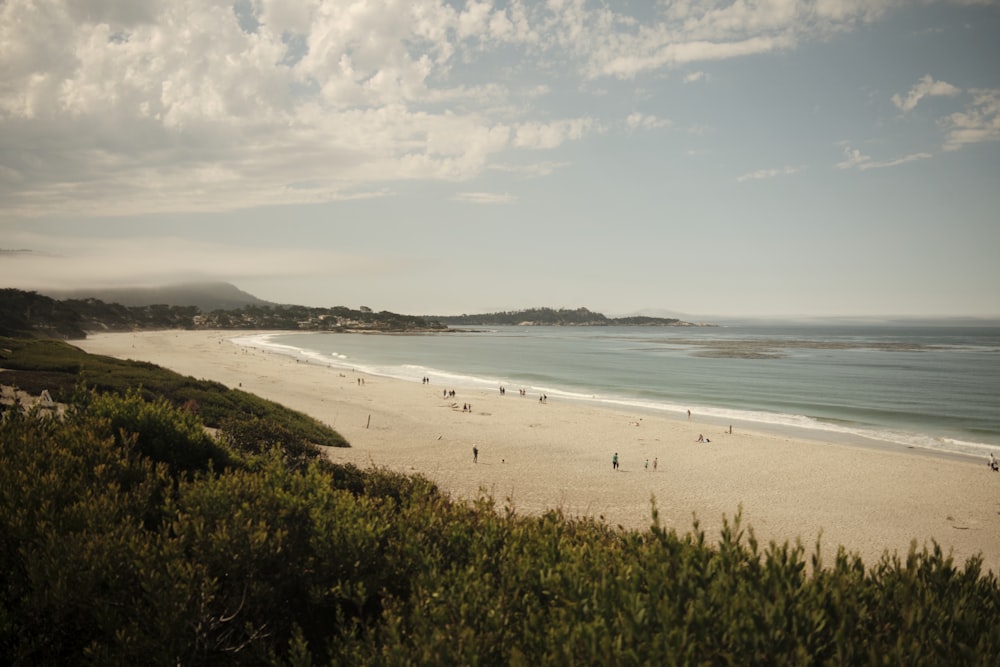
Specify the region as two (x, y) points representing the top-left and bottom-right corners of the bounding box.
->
(75, 330), (1000, 573)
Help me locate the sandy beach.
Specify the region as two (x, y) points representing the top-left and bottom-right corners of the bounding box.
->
(75, 330), (1000, 574)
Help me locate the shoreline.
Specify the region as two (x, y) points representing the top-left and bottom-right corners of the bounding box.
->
(234, 331), (1000, 462)
(74, 330), (1000, 574)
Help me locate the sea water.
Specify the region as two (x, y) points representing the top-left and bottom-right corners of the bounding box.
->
(231, 324), (1000, 460)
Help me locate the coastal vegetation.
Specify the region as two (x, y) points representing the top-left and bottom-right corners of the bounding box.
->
(0, 337), (346, 449)
(0, 288), (445, 339)
(1, 288), (700, 342)
(432, 306), (694, 326)
(2, 345), (999, 664)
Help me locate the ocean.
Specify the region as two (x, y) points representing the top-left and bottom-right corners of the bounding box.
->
(231, 323), (1000, 460)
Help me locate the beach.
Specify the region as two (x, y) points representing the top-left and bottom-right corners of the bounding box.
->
(76, 330), (1000, 574)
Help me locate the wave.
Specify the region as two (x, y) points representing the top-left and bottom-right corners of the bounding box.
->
(228, 332), (998, 461)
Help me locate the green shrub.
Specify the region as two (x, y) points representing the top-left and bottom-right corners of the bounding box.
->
(2, 391), (999, 666)
(0, 337), (348, 448)
(218, 414), (321, 470)
(70, 387), (234, 475)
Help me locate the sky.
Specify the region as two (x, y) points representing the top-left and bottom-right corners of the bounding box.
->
(2, 0), (999, 319)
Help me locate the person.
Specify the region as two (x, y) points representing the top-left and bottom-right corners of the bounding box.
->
(612, 452), (619, 470)
(653, 457), (658, 471)
(697, 434), (704, 442)
(473, 445), (478, 463)
(990, 452), (998, 472)
(644, 458), (649, 471)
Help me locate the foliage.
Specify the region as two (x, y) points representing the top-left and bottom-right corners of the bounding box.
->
(434, 306), (683, 326)
(0, 288), (88, 338)
(218, 414), (321, 471)
(0, 337), (347, 448)
(0, 288), (444, 338)
(72, 387), (235, 475)
(2, 393), (999, 665)
(201, 303), (444, 332)
(0, 288), (200, 338)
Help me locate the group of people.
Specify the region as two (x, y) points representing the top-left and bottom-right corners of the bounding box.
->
(611, 452), (659, 471)
(498, 386), (537, 399)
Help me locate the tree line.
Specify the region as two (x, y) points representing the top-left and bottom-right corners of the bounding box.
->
(0, 289), (445, 339)
(433, 306), (686, 326)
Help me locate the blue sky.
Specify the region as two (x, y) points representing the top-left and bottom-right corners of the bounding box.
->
(2, 0), (998, 319)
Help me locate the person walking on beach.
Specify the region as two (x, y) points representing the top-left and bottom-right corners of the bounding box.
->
(644, 458), (649, 471)
(612, 452), (619, 470)
(653, 457), (658, 471)
(473, 445), (478, 464)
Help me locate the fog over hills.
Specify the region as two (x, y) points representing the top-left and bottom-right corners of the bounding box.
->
(41, 282), (272, 312)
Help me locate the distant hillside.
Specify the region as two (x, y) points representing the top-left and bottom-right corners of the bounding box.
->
(0, 288), (445, 339)
(42, 281), (272, 312)
(430, 307), (701, 326)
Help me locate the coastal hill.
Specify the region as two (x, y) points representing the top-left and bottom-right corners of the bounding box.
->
(0, 287), (444, 339)
(430, 306), (705, 327)
(41, 281), (273, 312)
(1, 285), (708, 339)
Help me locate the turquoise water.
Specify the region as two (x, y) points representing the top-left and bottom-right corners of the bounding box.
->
(233, 324), (1000, 459)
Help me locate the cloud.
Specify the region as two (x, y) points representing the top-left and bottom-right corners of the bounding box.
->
(489, 161), (570, 177)
(625, 112), (672, 131)
(683, 71), (708, 84)
(451, 191), (515, 204)
(736, 166), (802, 182)
(941, 88), (1000, 151)
(892, 75), (961, 113)
(0, 0), (591, 217)
(569, 0), (898, 80)
(0, 0), (946, 218)
(836, 145), (932, 171)
(512, 118), (596, 149)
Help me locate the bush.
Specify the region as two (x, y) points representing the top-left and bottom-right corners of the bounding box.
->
(2, 392), (999, 665)
(218, 415), (321, 470)
(70, 387), (234, 475)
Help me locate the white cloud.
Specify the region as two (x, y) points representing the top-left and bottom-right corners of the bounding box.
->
(941, 88), (1000, 151)
(0, 0), (589, 217)
(625, 112), (672, 131)
(451, 191), (515, 204)
(892, 74), (961, 113)
(836, 145), (932, 171)
(0, 0), (969, 218)
(736, 165), (802, 182)
(489, 160), (571, 177)
(512, 118), (596, 149)
(568, 0), (899, 80)
(683, 71), (707, 83)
